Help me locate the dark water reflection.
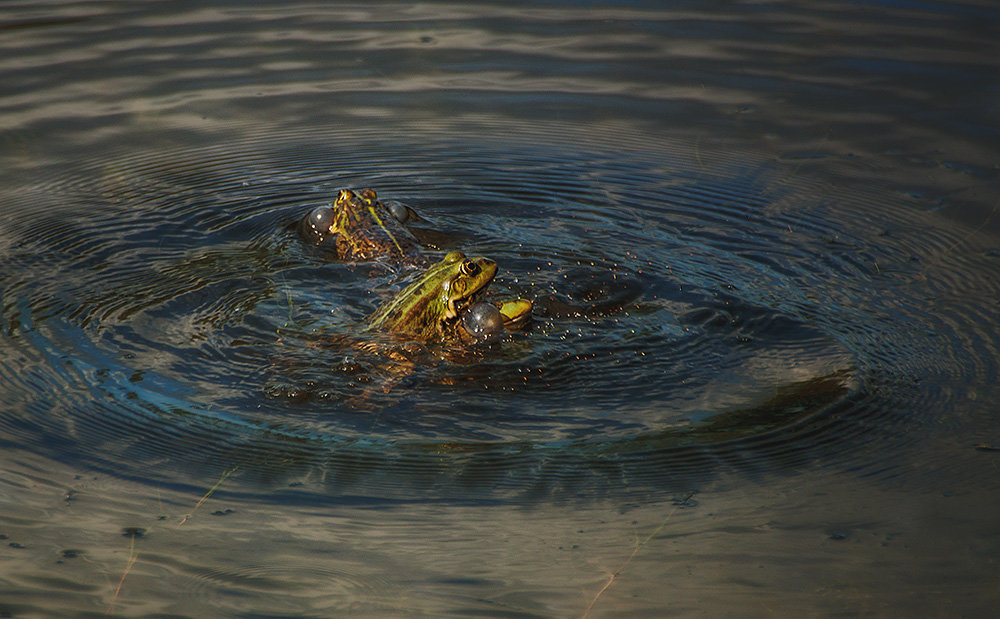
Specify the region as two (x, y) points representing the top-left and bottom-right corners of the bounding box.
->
(1, 1), (999, 616)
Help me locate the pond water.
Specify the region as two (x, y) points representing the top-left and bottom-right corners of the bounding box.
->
(2, 1), (999, 616)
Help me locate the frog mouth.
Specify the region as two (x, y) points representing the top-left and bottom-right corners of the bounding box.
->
(447, 272), (495, 321)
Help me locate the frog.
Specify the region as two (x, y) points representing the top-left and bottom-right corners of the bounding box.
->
(298, 187), (422, 264)
(367, 251), (532, 343)
(298, 189), (533, 339)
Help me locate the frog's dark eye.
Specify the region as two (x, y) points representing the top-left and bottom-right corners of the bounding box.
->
(460, 260), (480, 276)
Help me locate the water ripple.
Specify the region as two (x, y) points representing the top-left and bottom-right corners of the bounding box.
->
(0, 118), (997, 497)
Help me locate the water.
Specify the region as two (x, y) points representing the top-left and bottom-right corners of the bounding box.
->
(2, 1), (999, 616)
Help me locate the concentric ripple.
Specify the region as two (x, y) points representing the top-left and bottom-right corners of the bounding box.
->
(1, 120), (997, 497)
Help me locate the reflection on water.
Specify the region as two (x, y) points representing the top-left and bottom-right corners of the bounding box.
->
(1, 0), (999, 616)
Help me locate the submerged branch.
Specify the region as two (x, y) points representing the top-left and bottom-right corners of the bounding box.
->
(581, 492), (695, 618)
(178, 466), (238, 526)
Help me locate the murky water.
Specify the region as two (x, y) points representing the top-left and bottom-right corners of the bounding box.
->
(2, 1), (999, 616)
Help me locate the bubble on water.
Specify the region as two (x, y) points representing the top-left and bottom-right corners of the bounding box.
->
(298, 205), (334, 243)
(462, 302), (504, 341)
(384, 200), (413, 224)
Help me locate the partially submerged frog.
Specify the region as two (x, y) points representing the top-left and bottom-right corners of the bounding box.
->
(368, 251), (532, 343)
(298, 188), (422, 264)
(298, 188), (532, 344)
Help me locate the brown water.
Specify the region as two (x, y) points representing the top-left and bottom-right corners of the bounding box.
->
(1, 1), (999, 616)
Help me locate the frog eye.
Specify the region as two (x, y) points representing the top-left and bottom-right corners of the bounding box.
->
(336, 189), (355, 205)
(460, 260), (480, 276)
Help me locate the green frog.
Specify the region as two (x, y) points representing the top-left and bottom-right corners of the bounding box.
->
(368, 251), (532, 343)
(298, 188), (422, 263)
(298, 189), (533, 341)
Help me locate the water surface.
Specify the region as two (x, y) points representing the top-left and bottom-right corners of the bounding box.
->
(1, 1), (998, 616)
